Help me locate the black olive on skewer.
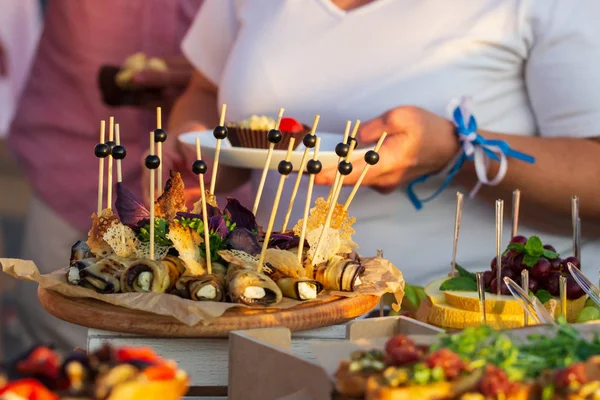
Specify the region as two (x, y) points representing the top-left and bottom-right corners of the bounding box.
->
(302, 134), (317, 148)
(306, 159), (322, 174)
(111, 145), (127, 160)
(335, 142), (350, 158)
(213, 125), (228, 140)
(267, 129), (283, 144)
(144, 155), (160, 169)
(105, 140), (117, 151)
(94, 143), (110, 158)
(347, 136), (358, 149)
(192, 159), (208, 175)
(365, 150), (380, 165)
(338, 160), (353, 176)
(278, 160), (293, 176)
(154, 128), (167, 143)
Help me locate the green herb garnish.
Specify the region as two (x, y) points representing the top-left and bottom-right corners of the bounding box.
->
(533, 289), (552, 304)
(137, 218), (172, 247)
(506, 236), (558, 267)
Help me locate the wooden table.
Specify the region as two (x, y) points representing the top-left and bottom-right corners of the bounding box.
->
(87, 323), (347, 399)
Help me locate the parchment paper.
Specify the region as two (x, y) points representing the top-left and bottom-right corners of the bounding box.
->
(0, 256), (404, 327)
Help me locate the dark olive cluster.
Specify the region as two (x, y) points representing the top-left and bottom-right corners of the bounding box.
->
(94, 143), (110, 158)
(192, 159), (208, 175)
(302, 134), (317, 148)
(105, 140), (117, 152)
(306, 159), (322, 174)
(335, 142), (350, 158)
(145, 155), (160, 169)
(346, 136), (358, 149)
(213, 125), (228, 140)
(154, 128), (167, 143)
(111, 145), (127, 160)
(267, 129), (283, 144)
(278, 160), (293, 176)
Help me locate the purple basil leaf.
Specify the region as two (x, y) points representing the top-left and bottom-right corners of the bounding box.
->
(115, 182), (150, 228)
(268, 233), (304, 250)
(223, 198), (257, 232)
(209, 215), (229, 238)
(225, 228), (261, 255)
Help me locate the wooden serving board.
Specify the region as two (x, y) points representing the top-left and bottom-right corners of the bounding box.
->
(38, 287), (379, 337)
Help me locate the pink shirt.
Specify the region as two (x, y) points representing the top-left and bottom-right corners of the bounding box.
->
(8, 0), (203, 232)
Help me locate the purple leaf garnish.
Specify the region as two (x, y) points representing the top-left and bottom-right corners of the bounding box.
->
(268, 232), (304, 250)
(225, 228), (261, 255)
(223, 198), (257, 232)
(209, 215), (229, 238)
(115, 182), (150, 228)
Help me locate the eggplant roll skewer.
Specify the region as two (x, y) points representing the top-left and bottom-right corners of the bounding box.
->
(70, 240), (93, 263)
(261, 263), (323, 300)
(226, 264), (282, 306)
(313, 256), (364, 292)
(175, 263), (227, 302)
(79, 256), (130, 293)
(67, 258), (96, 285)
(120, 255), (185, 293)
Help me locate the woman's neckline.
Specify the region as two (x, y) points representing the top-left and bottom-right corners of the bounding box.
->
(318, 0), (391, 18)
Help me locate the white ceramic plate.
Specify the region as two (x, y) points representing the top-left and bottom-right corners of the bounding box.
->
(178, 130), (367, 171)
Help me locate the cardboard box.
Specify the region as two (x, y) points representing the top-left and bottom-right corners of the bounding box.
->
(228, 317), (600, 400)
(228, 317), (443, 400)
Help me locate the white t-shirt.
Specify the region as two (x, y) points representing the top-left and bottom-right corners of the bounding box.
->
(182, 0), (600, 285)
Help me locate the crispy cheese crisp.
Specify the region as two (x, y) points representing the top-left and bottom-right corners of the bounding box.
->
(191, 190), (218, 213)
(293, 197), (356, 240)
(87, 208), (120, 257)
(166, 221), (205, 276)
(155, 171), (187, 220)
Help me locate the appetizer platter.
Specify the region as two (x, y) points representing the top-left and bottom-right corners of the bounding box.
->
(177, 115), (370, 171)
(418, 191), (595, 330)
(1, 106), (404, 336)
(0, 344), (188, 400)
(334, 323), (600, 400)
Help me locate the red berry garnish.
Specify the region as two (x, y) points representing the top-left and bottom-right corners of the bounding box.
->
(424, 349), (464, 379)
(384, 335), (414, 355)
(278, 117), (304, 133)
(555, 363), (587, 388)
(385, 346), (422, 366)
(116, 347), (160, 364)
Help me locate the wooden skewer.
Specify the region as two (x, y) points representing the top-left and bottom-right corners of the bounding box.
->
(521, 269), (529, 326)
(115, 124), (123, 183)
(97, 120), (106, 214)
(451, 192), (464, 278)
(343, 132), (387, 210)
(559, 276), (567, 319)
(107, 117), (114, 208)
(156, 107), (163, 195)
(210, 104), (228, 195)
(257, 137), (296, 273)
(512, 189), (520, 238)
(149, 131), (156, 261)
(195, 138), (212, 275)
(281, 114), (321, 232)
(312, 141), (357, 265)
(572, 196), (581, 260)
(253, 108), (285, 215)
(297, 137), (322, 263)
(476, 272), (487, 325)
(495, 199), (504, 295)
(327, 121), (352, 202)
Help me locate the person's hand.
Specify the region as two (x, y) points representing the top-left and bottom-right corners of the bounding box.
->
(0, 38), (8, 77)
(314, 106), (459, 194)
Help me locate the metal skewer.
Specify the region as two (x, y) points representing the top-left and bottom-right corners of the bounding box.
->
(512, 189), (520, 238)
(572, 196), (581, 260)
(495, 199), (504, 295)
(521, 269), (529, 326)
(476, 272), (487, 325)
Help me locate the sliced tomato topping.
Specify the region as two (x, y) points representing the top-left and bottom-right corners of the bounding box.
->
(142, 364), (177, 381)
(0, 379), (58, 400)
(116, 347), (160, 364)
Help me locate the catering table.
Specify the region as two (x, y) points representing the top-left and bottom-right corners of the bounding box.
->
(87, 324), (347, 399)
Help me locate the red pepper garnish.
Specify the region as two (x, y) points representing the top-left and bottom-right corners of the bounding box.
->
(16, 347), (60, 381)
(0, 379), (58, 400)
(278, 117), (304, 133)
(142, 364), (177, 381)
(116, 347), (160, 364)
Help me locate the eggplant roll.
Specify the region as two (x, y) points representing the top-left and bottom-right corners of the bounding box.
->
(79, 256), (129, 294)
(175, 274), (226, 302)
(70, 240), (93, 263)
(67, 258), (96, 285)
(314, 256), (365, 292)
(120, 256), (185, 293)
(260, 263), (323, 300)
(226, 264), (282, 305)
